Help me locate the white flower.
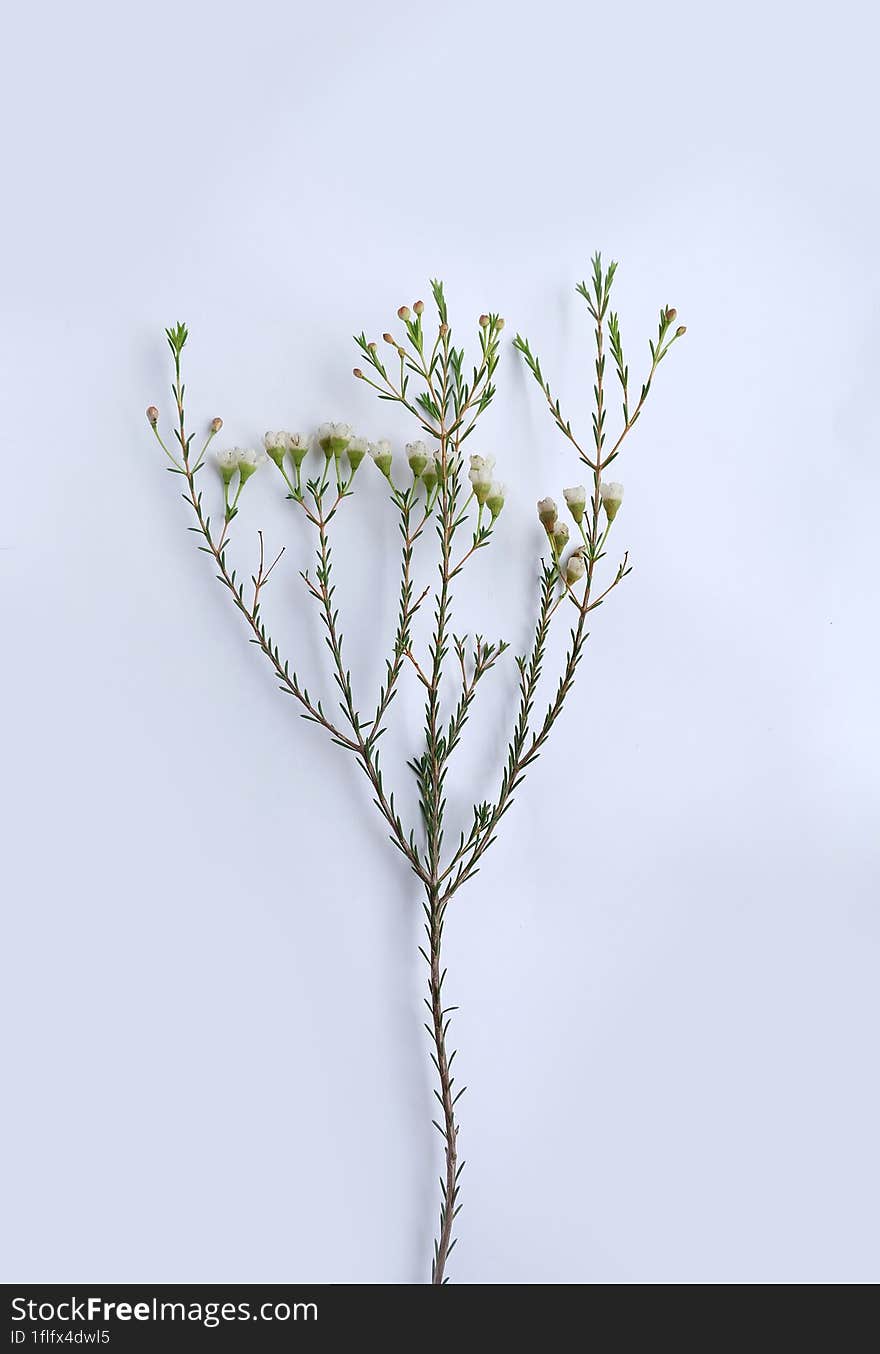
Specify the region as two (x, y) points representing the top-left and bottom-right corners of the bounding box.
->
(263, 431), (289, 452)
(317, 422), (353, 457)
(264, 431), (290, 468)
(346, 435), (369, 472)
(406, 440), (428, 475)
(551, 520), (570, 551)
(216, 448), (239, 484)
(288, 432), (309, 467)
(599, 480), (624, 522)
(468, 453), (495, 481)
(421, 452), (442, 493)
(537, 496), (558, 530)
(563, 485), (587, 524)
(468, 453), (495, 505)
(236, 448), (265, 483)
(369, 439), (393, 477)
(486, 481), (506, 520)
(564, 550), (586, 585)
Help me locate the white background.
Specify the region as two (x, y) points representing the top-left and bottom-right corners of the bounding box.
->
(2, 0), (878, 1284)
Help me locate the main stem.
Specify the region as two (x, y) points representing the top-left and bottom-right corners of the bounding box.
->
(428, 884), (458, 1285)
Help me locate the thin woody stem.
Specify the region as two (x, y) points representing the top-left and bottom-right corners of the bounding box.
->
(307, 489), (429, 883)
(427, 886), (460, 1285)
(174, 455), (358, 752)
(367, 493), (432, 744)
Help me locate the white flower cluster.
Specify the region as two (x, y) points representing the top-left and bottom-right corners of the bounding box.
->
(316, 422), (353, 458)
(214, 427), (511, 520)
(215, 446), (267, 485)
(263, 431), (309, 468)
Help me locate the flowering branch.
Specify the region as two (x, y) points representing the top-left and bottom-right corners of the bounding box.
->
(146, 257), (684, 1284)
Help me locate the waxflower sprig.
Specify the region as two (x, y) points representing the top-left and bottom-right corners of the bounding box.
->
(145, 257), (684, 1285)
(517, 252), (685, 621)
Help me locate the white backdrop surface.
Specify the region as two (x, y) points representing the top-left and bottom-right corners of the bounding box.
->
(1, 0), (878, 1284)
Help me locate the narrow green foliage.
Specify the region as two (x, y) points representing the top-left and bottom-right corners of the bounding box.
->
(147, 259), (684, 1286)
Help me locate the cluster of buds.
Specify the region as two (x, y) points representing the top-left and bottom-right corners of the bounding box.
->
(538, 480), (625, 536)
(469, 455), (505, 520)
(537, 496), (581, 585)
(537, 499), (572, 571)
(145, 406), (222, 459)
(538, 479), (625, 587)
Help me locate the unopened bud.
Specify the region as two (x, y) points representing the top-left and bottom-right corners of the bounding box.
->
(537, 497), (558, 532)
(369, 439), (393, 479)
(675, 325), (687, 338)
(468, 453), (496, 506)
(666, 307), (677, 323)
(398, 305), (410, 321)
(563, 485), (587, 524)
(367, 341), (378, 352)
(421, 456), (441, 494)
(551, 521), (570, 553)
(486, 481), (506, 520)
(414, 300), (425, 315)
(383, 332), (395, 344)
(599, 480), (624, 523)
(353, 368), (364, 379)
(146, 405), (159, 427)
(439, 323), (449, 336)
(564, 550), (586, 586)
(495, 317), (505, 330)
(210, 416), (223, 434)
(479, 314), (490, 328)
